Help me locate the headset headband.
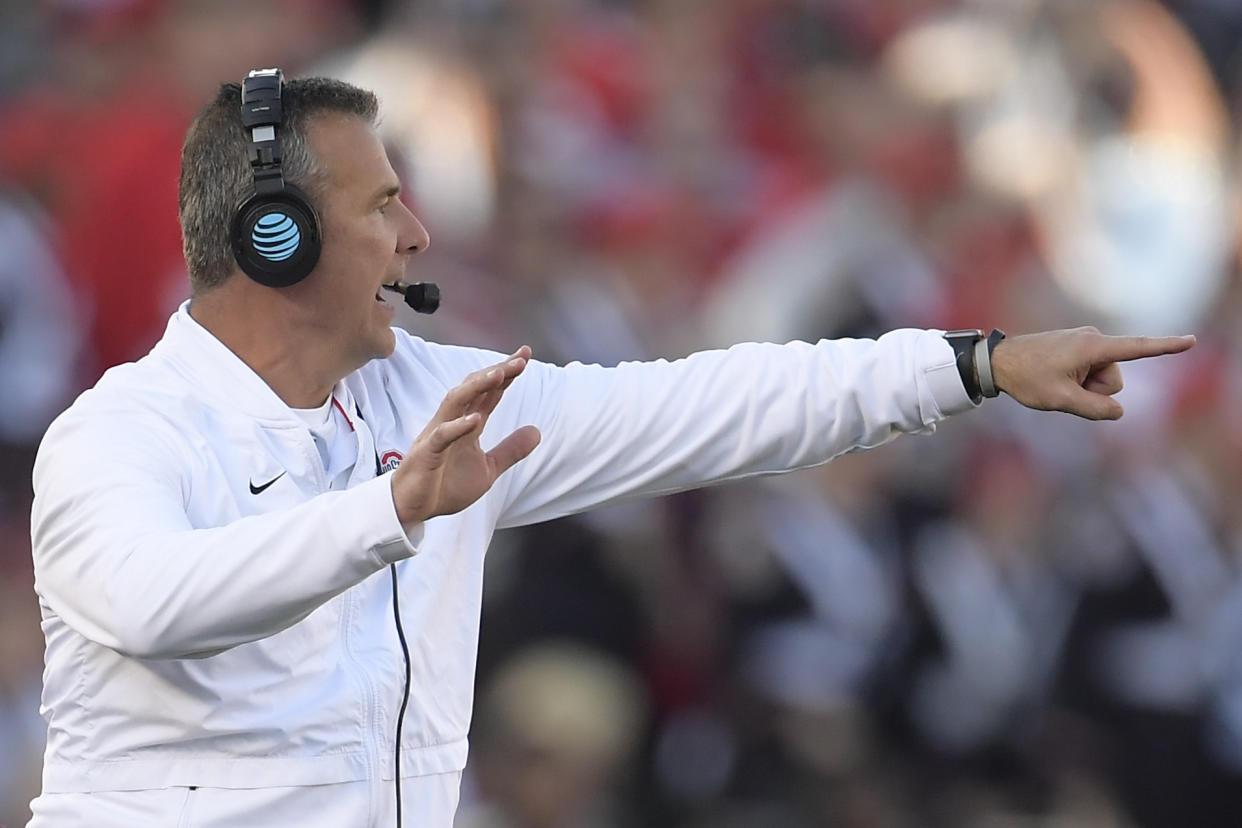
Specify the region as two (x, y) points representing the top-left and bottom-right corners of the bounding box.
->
(241, 68), (286, 196)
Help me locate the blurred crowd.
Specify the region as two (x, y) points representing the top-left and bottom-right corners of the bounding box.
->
(4, 0), (1242, 825)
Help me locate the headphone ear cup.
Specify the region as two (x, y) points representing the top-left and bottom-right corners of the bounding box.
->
(231, 185), (322, 288)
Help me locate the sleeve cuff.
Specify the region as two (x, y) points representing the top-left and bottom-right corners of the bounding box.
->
(367, 472), (424, 565)
(921, 329), (980, 420)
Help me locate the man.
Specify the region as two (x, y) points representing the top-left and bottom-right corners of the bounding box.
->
(27, 71), (1193, 827)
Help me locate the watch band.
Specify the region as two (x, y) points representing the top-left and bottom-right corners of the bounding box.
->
(943, 329), (984, 404)
(976, 328), (1006, 398)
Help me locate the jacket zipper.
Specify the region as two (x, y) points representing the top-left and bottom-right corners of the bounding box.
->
(298, 422), (383, 823)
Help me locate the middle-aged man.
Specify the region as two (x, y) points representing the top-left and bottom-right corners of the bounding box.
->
(27, 70), (1195, 827)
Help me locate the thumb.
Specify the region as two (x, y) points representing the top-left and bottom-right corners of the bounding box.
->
(1063, 385), (1124, 421)
(486, 426), (542, 476)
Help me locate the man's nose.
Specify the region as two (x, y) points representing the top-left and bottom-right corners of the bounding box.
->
(400, 204), (430, 254)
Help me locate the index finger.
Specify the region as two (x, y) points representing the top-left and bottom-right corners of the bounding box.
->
(1096, 334), (1196, 363)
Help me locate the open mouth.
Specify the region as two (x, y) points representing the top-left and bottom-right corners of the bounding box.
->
(378, 282), (405, 304)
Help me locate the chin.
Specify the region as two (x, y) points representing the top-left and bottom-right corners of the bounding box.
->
(372, 326), (398, 360)
(347, 328), (398, 372)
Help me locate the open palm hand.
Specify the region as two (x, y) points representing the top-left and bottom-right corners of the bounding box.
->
(391, 347), (541, 526)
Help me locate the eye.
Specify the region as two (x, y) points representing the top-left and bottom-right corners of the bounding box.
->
(377, 200), (390, 214)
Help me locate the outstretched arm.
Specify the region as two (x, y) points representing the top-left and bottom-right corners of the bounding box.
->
(495, 330), (975, 528)
(489, 326), (1195, 527)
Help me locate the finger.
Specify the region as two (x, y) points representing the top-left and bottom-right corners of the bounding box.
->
(481, 347), (530, 386)
(426, 412), (482, 454)
(473, 388), (501, 417)
(474, 387), (509, 422)
(1095, 334), (1195, 363)
(475, 358), (528, 418)
(465, 354), (531, 422)
(489, 347), (531, 383)
(1061, 386), (1124, 421)
(440, 366), (506, 419)
(458, 350), (530, 406)
(500, 348), (531, 381)
(1083, 362), (1124, 396)
(435, 349), (533, 422)
(485, 425), (541, 476)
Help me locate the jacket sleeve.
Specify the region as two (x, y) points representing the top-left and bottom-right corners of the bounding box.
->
(495, 329), (975, 528)
(30, 410), (420, 660)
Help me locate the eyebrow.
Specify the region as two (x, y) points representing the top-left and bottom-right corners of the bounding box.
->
(371, 184), (400, 204)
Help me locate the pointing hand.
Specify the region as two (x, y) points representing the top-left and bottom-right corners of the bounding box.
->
(991, 327), (1196, 420)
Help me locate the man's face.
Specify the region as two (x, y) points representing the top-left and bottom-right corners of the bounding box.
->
(295, 113), (429, 367)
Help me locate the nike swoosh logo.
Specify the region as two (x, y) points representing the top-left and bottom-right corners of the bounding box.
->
(249, 472), (286, 495)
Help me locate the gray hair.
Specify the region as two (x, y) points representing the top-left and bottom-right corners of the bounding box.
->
(178, 77), (379, 294)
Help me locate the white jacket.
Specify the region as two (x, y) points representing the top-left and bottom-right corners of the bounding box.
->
(30, 306), (973, 794)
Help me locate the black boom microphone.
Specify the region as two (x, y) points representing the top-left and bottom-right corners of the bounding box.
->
(383, 281), (440, 314)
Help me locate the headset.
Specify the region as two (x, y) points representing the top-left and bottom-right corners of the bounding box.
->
(231, 67), (322, 288)
(230, 67), (440, 315)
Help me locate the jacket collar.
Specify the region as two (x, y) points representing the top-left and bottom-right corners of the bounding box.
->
(155, 301), (358, 429)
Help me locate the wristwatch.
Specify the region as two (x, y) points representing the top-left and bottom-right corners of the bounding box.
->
(943, 329), (1006, 404)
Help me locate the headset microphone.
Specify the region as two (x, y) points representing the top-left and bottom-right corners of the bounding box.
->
(383, 281), (440, 314)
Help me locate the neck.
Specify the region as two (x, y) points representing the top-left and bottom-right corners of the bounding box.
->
(189, 281), (345, 409)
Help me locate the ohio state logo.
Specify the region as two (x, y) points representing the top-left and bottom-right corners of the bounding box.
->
(379, 450), (404, 472)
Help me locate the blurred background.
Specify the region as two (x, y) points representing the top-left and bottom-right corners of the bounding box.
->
(3, 0), (1242, 825)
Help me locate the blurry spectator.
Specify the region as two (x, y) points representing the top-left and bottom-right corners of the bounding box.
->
(0, 0), (190, 377)
(905, 439), (1075, 754)
(459, 644), (646, 828)
(0, 194), (81, 477)
(887, 0), (1232, 335)
(0, 576), (45, 828)
(0, 0), (42, 102)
